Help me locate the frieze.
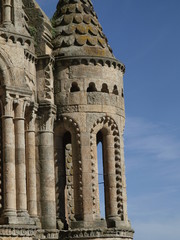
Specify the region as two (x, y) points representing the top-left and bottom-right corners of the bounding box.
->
(56, 56), (125, 73)
(36, 230), (59, 239)
(0, 30), (32, 46)
(58, 105), (79, 114)
(0, 226), (37, 237)
(59, 228), (134, 239)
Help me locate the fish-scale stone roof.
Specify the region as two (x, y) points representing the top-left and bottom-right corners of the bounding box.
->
(52, 0), (114, 58)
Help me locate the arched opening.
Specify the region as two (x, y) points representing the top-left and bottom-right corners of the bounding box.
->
(96, 131), (105, 219)
(70, 82), (80, 92)
(55, 130), (76, 229)
(87, 82), (97, 92)
(113, 85), (119, 95)
(122, 88), (124, 98)
(101, 83), (109, 93)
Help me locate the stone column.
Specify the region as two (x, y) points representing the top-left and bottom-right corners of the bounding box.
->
(104, 134), (118, 227)
(14, 100), (28, 216)
(3, 0), (12, 25)
(80, 133), (94, 224)
(25, 104), (38, 218)
(90, 133), (100, 220)
(2, 98), (16, 218)
(38, 103), (57, 229)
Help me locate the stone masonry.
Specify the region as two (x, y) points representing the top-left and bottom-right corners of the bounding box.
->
(0, 0), (134, 239)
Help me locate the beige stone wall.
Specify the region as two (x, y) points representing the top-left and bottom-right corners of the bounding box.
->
(54, 60), (130, 230)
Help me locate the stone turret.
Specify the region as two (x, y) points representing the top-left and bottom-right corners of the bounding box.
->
(0, 0), (134, 239)
(53, 1), (134, 239)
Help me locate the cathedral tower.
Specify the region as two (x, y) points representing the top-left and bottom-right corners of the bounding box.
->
(0, 0), (134, 239)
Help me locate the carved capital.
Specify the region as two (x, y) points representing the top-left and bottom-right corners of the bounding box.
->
(1, 95), (14, 117)
(38, 103), (57, 132)
(13, 99), (26, 119)
(25, 102), (38, 131)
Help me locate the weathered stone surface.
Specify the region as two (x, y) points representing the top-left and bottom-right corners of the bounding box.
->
(0, 0), (133, 239)
(52, 0), (113, 58)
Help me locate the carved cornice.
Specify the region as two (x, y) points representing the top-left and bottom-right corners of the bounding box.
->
(0, 225), (37, 238)
(24, 49), (37, 63)
(0, 226), (134, 239)
(59, 228), (134, 240)
(55, 56), (125, 73)
(0, 29), (33, 46)
(37, 54), (55, 65)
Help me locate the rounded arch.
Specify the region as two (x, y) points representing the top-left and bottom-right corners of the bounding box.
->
(54, 116), (83, 226)
(90, 116), (124, 221)
(0, 47), (15, 86)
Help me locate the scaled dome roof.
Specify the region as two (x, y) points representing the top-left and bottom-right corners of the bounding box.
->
(52, 0), (114, 58)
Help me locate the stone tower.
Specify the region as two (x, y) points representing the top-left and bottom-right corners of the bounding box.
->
(0, 0), (134, 239)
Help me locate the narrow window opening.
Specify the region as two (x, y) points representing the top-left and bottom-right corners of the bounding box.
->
(97, 131), (105, 219)
(70, 82), (80, 92)
(101, 83), (109, 93)
(113, 85), (119, 95)
(122, 88), (124, 98)
(87, 82), (97, 92)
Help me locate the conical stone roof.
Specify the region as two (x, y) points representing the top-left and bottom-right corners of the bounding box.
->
(52, 0), (114, 58)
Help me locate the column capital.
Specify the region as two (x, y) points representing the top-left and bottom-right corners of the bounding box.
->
(38, 103), (57, 132)
(1, 97), (14, 117)
(13, 99), (26, 118)
(25, 102), (38, 132)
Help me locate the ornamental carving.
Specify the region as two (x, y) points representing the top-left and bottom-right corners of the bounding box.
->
(90, 116), (124, 220)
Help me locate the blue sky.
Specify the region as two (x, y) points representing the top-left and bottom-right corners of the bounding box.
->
(36, 1), (180, 239)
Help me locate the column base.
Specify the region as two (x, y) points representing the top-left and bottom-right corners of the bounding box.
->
(0, 214), (38, 225)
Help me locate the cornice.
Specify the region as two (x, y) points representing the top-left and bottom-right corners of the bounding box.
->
(55, 56), (125, 73)
(0, 28), (33, 46)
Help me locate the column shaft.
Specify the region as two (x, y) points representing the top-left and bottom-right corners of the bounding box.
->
(104, 134), (117, 219)
(2, 115), (16, 216)
(39, 131), (56, 229)
(81, 135), (94, 222)
(26, 130), (37, 217)
(3, 0), (12, 24)
(14, 117), (27, 215)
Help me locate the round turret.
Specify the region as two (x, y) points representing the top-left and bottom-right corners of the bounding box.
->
(53, 1), (133, 238)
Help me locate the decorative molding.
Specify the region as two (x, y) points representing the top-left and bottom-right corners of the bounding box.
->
(90, 116), (124, 219)
(0, 29), (32, 46)
(38, 103), (57, 132)
(57, 116), (83, 218)
(59, 228), (134, 240)
(24, 49), (37, 63)
(0, 226), (37, 237)
(56, 56), (125, 73)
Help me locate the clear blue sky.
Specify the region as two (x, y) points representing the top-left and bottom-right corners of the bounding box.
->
(36, 1), (180, 239)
